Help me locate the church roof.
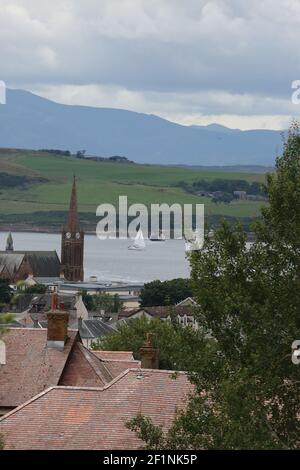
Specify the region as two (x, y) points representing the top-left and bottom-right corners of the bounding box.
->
(0, 253), (24, 274)
(5, 231), (14, 251)
(0, 251), (60, 278)
(66, 175), (80, 232)
(22, 251), (61, 277)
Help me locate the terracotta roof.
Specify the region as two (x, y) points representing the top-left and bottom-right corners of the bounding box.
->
(102, 359), (141, 377)
(0, 328), (79, 408)
(91, 351), (141, 377)
(0, 369), (193, 449)
(59, 343), (113, 387)
(0, 329), (142, 408)
(92, 351), (135, 361)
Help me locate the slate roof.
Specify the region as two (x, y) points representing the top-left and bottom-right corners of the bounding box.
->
(0, 253), (23, 274)
(79, 318), (117, 339)
(0, 369), (192, 449)
(29, 293), (76, 312)
(22, 251), (61, 277)
(18, 311), (117, 340)
(0, 251), (61, 278)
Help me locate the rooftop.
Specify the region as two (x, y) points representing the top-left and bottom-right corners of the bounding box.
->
(0, 328), (79, 408)
(0, 251), (61, 278)
(0, 369), (192, 450)
(0, 328), (139, 408)
(118, 305), (193, 319)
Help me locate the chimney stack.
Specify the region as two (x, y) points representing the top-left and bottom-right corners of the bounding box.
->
(139, 333), (159, 369)
(47, 290), (69, 349)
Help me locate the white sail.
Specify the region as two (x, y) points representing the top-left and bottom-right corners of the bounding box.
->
(149, 230), (166, 241)
(184, 230), (203, 252)
(128, 229), (146, 250)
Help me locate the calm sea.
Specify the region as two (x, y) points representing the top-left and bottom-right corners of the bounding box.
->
(0, 232), (190, 283)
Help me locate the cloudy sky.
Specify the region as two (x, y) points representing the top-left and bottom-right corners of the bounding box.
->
(1, 0), (300, 129)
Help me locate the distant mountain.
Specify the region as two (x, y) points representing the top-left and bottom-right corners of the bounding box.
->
(0, 89), (283, 166)
(190, 123), (241, 134)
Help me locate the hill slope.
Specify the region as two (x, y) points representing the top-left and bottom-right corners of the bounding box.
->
(0, 149), (267, 230)
(0, 89), (283, 166)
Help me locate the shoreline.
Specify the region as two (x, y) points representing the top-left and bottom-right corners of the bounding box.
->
(0, 226), (97, 235)
(0, 227), (256, 242)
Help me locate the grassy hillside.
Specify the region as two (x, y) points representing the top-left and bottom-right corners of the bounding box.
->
(0, 149), (268, 228)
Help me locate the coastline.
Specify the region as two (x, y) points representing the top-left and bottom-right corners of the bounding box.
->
(0, 226), (256, 242)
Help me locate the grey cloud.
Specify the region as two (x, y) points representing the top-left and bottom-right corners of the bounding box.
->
(1, 0), (300, 126)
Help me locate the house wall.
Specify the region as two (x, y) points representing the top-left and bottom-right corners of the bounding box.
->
(122, 299), (140, 308)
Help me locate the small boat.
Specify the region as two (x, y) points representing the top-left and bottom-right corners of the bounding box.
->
(184, 231), (203, 252)
(149, 230), (166, 242)
(128, 229), (146, 251)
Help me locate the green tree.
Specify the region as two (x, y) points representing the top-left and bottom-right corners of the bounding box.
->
(128, 124), (300, 449)
(92, 316), (205, 371)
(90, 292), (123, 313)
(24, 284), (47, 294)
(80, 291), (94, 310)
(212, 192), (234, 204)
(81, 291), (123, 313)
(140, 279), (192, 307)
(0, 279), (13, 304)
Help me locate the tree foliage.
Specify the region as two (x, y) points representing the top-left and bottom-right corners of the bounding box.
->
(140, 278), (192, 307)
(24, 284), (47, 294)
(92, 316), (206, 371)
(128, 124), (300, 449)
(0, 279), (13, 305)
(82, 292), (123, 313)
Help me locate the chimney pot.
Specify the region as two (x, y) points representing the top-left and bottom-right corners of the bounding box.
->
(47, 291), (69, 349)
(139, 333), (159, 369)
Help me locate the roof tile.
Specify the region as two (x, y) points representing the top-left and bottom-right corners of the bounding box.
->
(0, 369), (193, 449)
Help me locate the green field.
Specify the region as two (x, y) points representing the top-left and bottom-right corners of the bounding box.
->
(0, 149), (268, 227)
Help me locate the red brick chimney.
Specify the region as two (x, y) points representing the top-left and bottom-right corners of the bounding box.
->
(139, 333), (159, 369)
(47, 290), (69, 349)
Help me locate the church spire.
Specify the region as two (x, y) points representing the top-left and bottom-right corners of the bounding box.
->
(61, 176), (84, 282)
(67, 175), (79, 232)
(6, 231), (14, 252)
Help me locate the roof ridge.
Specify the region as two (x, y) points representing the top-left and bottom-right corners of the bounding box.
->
(92, 350), (135, 354)
(102, 358), (140, 364)
(0, 386), (55, 422)
(0, 368), (190, 423)
(80, 319), (94, 337)
(76, 343), (114, 383)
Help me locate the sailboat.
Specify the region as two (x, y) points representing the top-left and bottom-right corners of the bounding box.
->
(184, 230), (203, 252)
(128, 229), (146, 251)
(149, 230), (166, 242)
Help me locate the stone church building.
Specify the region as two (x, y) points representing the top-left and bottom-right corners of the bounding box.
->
(0, 177), (84, 283)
